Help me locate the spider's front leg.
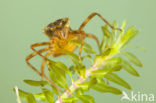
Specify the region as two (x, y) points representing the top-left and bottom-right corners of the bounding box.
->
(30, 42), (50, 60)
(79, 12), (122, 31)
(26, 46), (63, 93)
(29, 42), (53, 77)
(26, 48), (49, 76)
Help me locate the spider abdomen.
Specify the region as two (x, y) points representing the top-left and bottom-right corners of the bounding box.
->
(43, 18), (70, 38)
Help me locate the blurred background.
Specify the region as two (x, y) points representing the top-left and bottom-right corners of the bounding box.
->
(0, 0), (156, 103)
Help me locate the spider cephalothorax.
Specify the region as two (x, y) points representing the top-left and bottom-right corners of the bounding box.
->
(43, 18), (83, 57)
(26, 13), (122, 89)
(43, 18), (70, 39)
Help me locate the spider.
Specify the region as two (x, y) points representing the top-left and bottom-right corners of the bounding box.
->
(25, 12), (121, 90)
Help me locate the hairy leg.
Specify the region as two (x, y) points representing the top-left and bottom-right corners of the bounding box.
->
(79, 12), (122, 31)
(85, 33), (100, 48)
(26, 48), (63, 93)
(26, 48), (49, 76)
(30, 42), (50, 60)
(40, 51), (52, 79)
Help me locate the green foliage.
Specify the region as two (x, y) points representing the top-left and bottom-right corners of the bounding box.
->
(14, 21), (143, 103)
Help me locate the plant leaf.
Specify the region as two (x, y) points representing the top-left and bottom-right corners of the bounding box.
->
(13, 88), (36, 103)
(52, 61), (73, 81)
(33, 93), (46, 101)
(42, 88), (54, 103)
(64, 50), (80, 66)
(120, 26), (139, 48)
(26, 94), (36, 103)
(62, 97), (78, 103)
(50, 85), (59, 96)
(77, 82), (90, 91)
(48, 60), (68, 89)
(104, 73), (131, 89)
(91, 83), (122, 95)
(75, 88), (84, 95)
(23, 80), (49, 86)
(121, 60), (140, 77)
(100, 36), (107, 54)
(122, 52), (143, 67)
(101, 25), (111, 38)
(75, 94), (95, 103)
(49, 70), (68, 89)
(91, 69), (109, 77)
(105, 57), (122, 65)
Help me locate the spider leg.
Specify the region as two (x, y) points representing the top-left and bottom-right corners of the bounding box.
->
(26, 48), (63, 93)
(71, 31), (100, 57)
(85, 33), (100, 48)
(30, 42), (50, 60)
(78, 31), (86, 61)
(40, 51), (52, 79)
(78, 12), (122, 31)
(26, 48), (49, 76)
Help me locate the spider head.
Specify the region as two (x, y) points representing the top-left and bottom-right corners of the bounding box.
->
(43, 18), (70, 39)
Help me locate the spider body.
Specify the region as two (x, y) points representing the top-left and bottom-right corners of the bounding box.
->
(25, 13), (121, 90)
(43, 18), (83, 57)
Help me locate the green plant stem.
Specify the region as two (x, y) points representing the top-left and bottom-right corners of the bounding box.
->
(55, 52), (116, 103)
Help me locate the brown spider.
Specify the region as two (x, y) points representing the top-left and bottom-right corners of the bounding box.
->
(25, 12), (121, 91)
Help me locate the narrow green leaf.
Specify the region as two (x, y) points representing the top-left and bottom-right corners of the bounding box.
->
(102, 48), (112, 56)
(120, 26), (139, 48)
(64, 50), (79, 66)
(96, 77), (105, 84)
(105, 57), (122, 65)
(26, 94), (36, 103)
(52, 61), (73, 81)
(102, 64), (122, 73)
(122, 52), (143, 67)
(112, 20), (117, 37)
(33, 93), (46, 101)
(89, 77), (98, 85)
(75, 94), (95, 103)
(101, 25), (111, 38)
(14, 89), (36, 103)
(91, 83), (122, 95)
(13, 88), (29, 98)
(42, 88), (54, 103)
(91, 69), (109, 77)
(48, 60), (68, 89)
(23, 80), (48, 86)
(75, 88), (84, 95)
(119, 20), (128, 36)
(111, 65), (122, 72)
(77, 82), (90, 91)
(122, 60), (140, 77)
(50, 85), (59, 96)
(124, 45), (146, 52)
(101, 25), (114, 44)
(49, 70), (68, 89)
(79, 67), (86, 78)
(104, 73), (131, 89)
(62, 97), (78, 103)
(100, 36), (107, 54)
